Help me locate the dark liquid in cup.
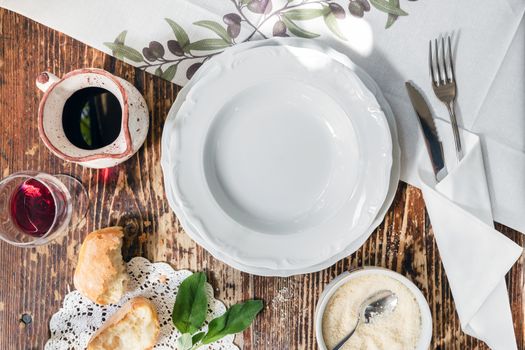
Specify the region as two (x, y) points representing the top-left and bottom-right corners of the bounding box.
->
(62, 87), (122, 150)
(10, 179), (56, 237)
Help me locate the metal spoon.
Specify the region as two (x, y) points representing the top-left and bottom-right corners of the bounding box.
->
(332, 290), (398, 350)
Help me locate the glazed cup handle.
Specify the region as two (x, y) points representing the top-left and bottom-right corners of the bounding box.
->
(36, 72), (60, 92)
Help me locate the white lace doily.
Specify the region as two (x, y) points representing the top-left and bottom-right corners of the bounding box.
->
(45, 257), (239, 350)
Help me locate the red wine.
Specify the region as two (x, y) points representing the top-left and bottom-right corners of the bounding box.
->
(10, 179), (56, 237)
(62, 87), (122, 150)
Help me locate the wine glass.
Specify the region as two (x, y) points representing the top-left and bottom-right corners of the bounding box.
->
(0, 171), (88, 247)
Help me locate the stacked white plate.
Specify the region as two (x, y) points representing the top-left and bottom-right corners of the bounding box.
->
(161, 38), (400, 276)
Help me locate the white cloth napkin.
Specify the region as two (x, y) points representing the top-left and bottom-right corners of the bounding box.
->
(472, 15), (525, 233)
(418, 119), (523, 350)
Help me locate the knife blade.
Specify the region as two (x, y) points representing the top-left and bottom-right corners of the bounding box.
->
(405, 82), (448, 181)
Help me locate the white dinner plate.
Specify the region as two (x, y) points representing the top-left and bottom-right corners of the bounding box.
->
(162, 40), (393, 271)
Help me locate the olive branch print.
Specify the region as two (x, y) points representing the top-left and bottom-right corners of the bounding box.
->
(104, 0), (415, 81)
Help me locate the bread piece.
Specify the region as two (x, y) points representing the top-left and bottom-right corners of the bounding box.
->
(74, 226), (128, 305)
(87, 297), (160, 350)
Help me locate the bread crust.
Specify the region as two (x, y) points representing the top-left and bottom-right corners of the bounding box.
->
(73, 226), (128, 305)
(87, 297), (160, 350)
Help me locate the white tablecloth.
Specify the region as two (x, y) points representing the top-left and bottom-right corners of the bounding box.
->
(1, 0), (523, 232)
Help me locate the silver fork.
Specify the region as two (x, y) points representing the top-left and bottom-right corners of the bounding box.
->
(429, 36), (463, 160)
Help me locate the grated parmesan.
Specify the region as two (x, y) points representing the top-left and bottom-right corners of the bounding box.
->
(322, 274), (422, 350)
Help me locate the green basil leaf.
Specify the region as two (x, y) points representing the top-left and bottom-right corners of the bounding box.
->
(283, 7), (329, 20)
(162, 64), (178, 81)
(165, 18), (190, 48)
(172, 272), (208, 334)
(202, 300), (263, 344)
(281, 16), (320, 39)
(176, 333), (193, 350)
(192, 331), (206, 344)
(370, 0), (407, 16)
(103, 42), (143, 62)
(323, 12), (347, 41)
(194, 20), (232, 43)
(186, 39), (231, 51)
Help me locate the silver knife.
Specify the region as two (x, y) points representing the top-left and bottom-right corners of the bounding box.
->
(405, 82), (448, 181)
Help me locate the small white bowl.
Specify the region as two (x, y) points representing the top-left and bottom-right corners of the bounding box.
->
(315, 267), (432, 350)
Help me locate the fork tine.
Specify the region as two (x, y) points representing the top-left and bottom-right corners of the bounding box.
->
(434, 39), (442, 85)
(447, 36), (455, 82)
(441, 37), (449, 82)
(429, 40), (436, 86)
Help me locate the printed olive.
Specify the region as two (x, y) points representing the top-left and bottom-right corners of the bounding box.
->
(148, 41), (165, 59)
(223, 13), (242, 26)
(187, 62), (203, 80)
(273, 20), (287, 37)
(227, 23), (241, 38)
(167, 40), (184, 56)
(329, 3), (346, 19)
(356, 0), (371, 12)
(143, 41), (167, 62)
(348, 1), (364, 17)
(142, 47), (157, 62)
(247, 0), (272, 14)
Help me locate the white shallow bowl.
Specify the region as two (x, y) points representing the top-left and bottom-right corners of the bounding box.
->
(164, 44), (392, 270)
(315, 267), (432, 350)
(161, 38), (401, 276)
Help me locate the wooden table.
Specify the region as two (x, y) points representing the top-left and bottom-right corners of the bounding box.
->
(0, 8), (523, 350)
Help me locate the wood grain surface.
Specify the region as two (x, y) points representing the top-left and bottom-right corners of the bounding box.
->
(0, 8), (523, 350)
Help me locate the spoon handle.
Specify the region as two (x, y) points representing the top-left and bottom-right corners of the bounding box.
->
(332, 319), (360, 350)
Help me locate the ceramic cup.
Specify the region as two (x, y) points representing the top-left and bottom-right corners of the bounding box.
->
(36, 68), (149, 168)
